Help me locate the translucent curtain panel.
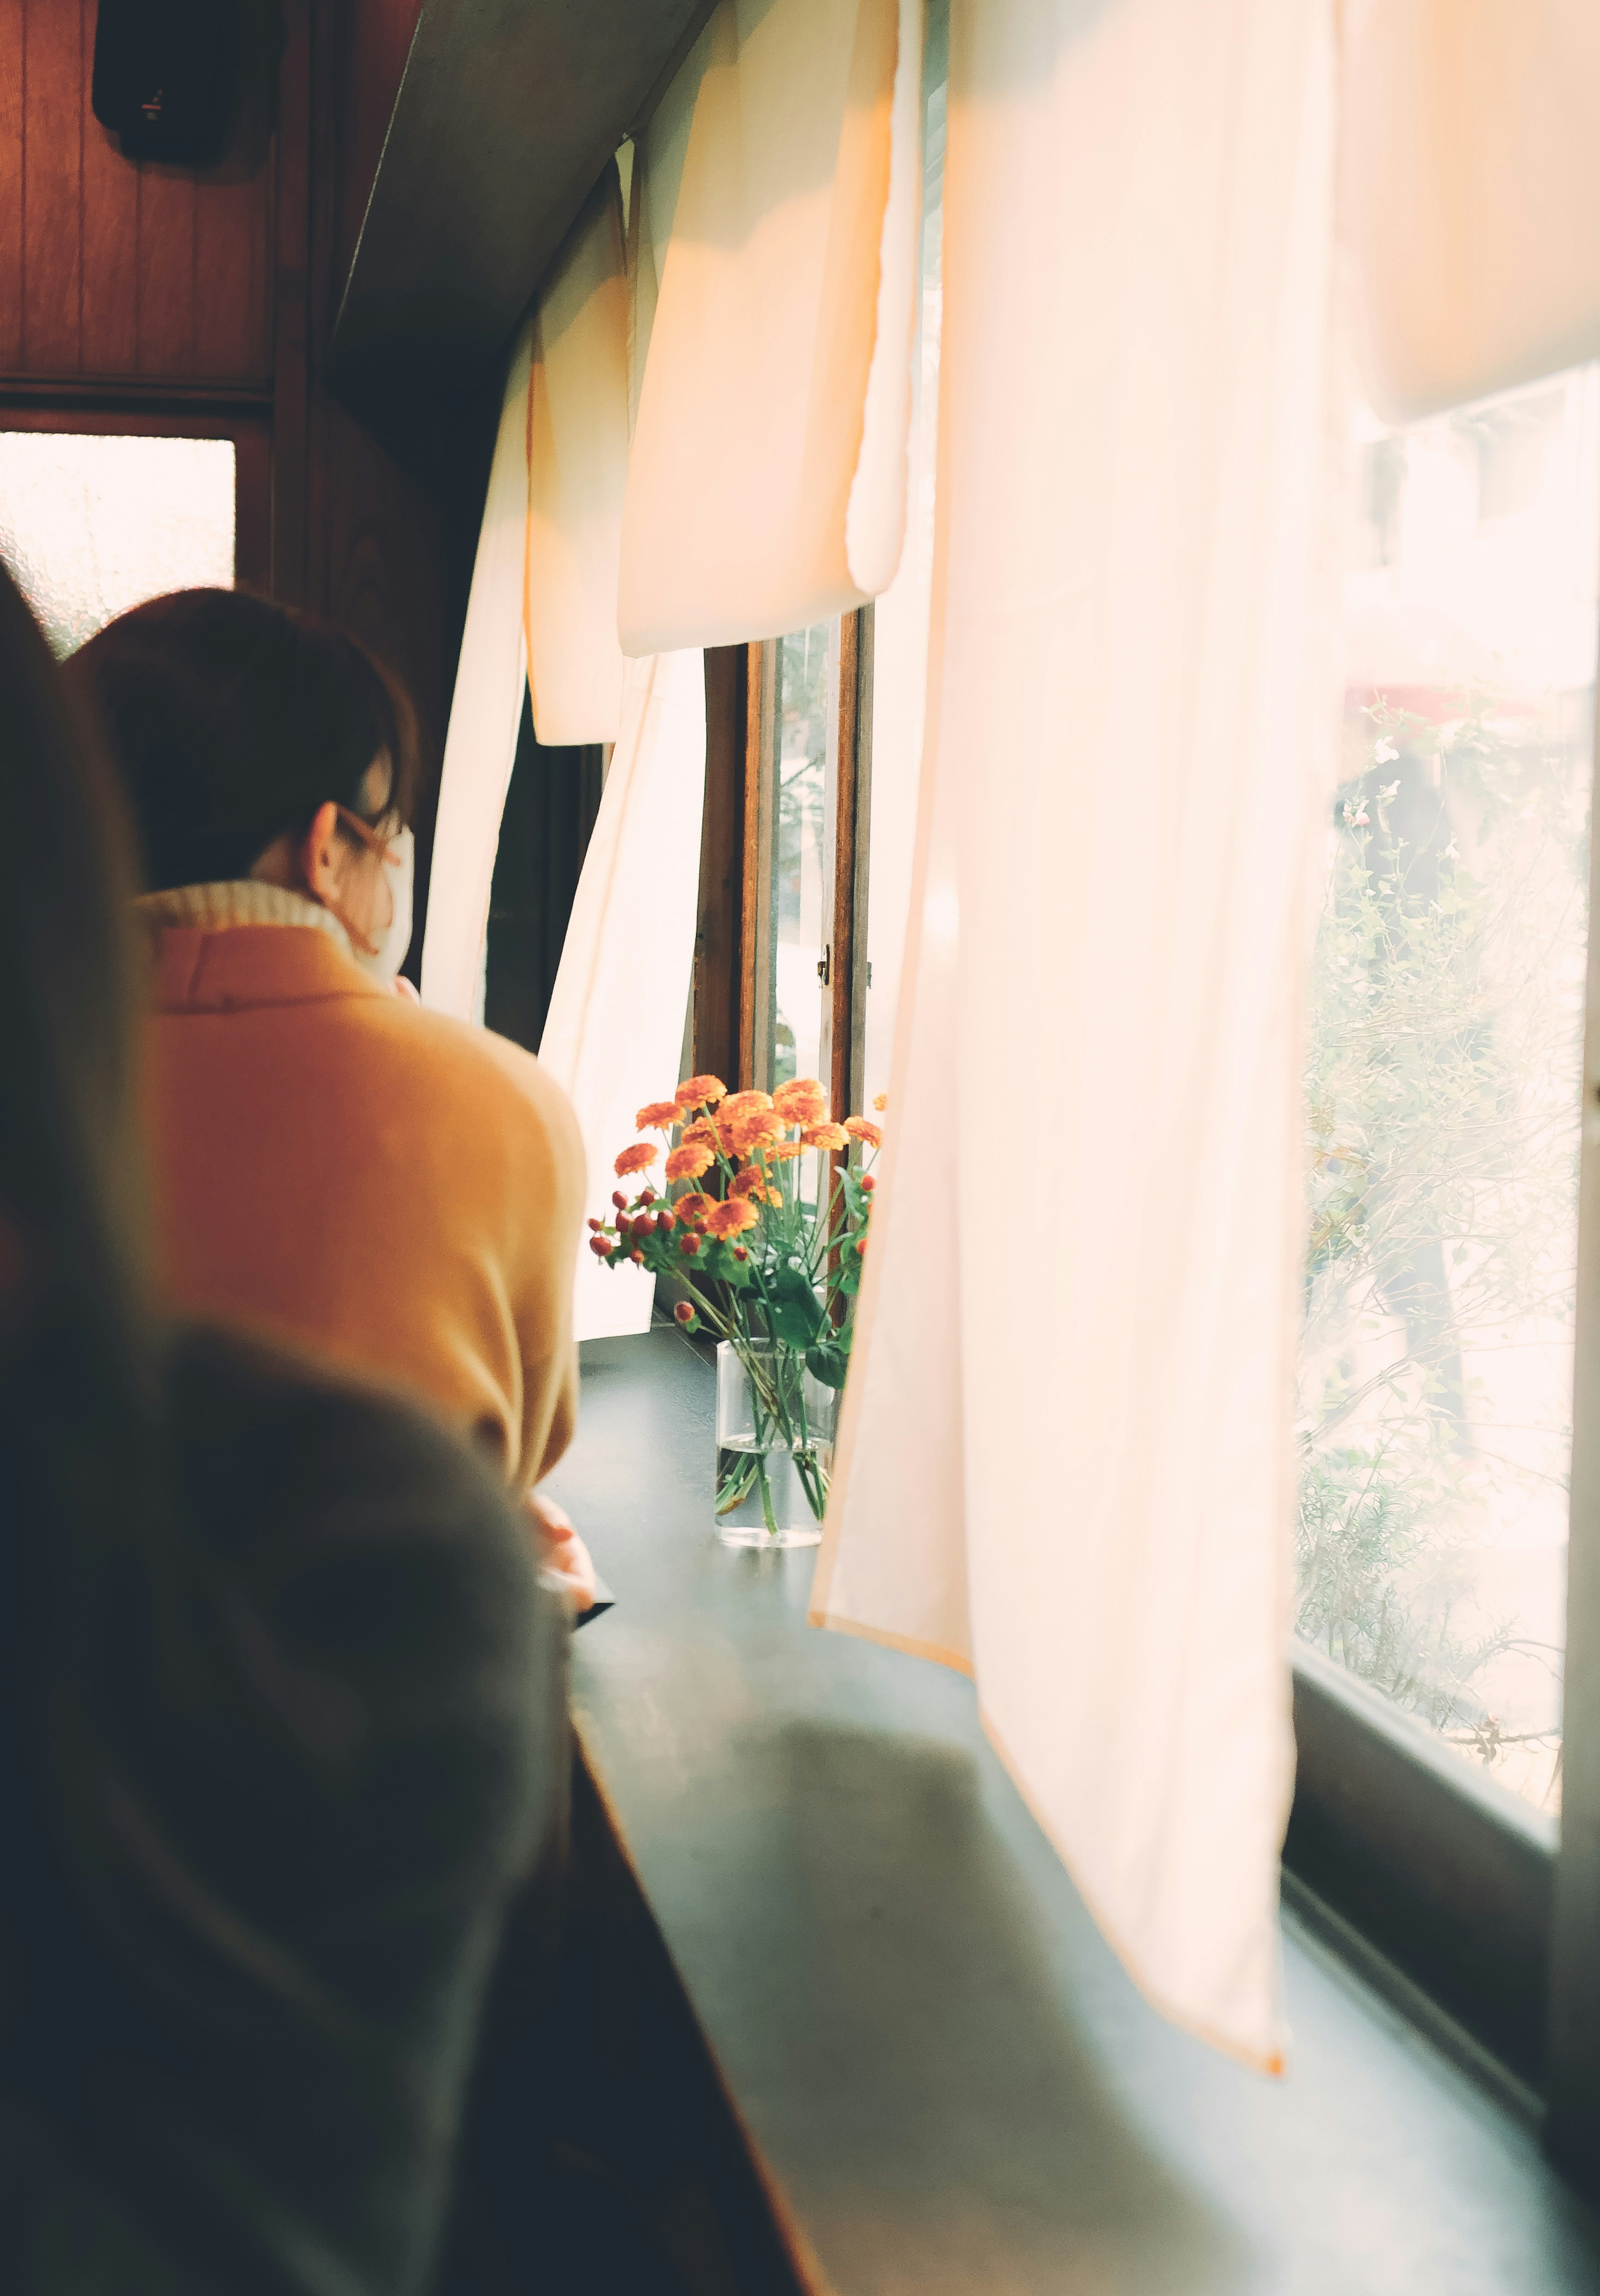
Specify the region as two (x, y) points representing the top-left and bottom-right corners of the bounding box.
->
(525, 165), (630, 746)
(426, 170), (634, 1014)
(618, 0), (924, 655)
(539, 651), (707, 1341)
(527, 133), (705, 1342)
(814, 0), (1340, 2070)
(1344, 0), (1600, 421)
(421, 321), (535, 1020)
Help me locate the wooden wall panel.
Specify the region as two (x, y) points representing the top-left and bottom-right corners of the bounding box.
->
(78, 15), (139, 374)
(195, 165), (270, 380)
(0, 0), (482, 986)
(20, 0), (83, 373)
(2, 0), (274, 388)
(0, 0), (23, 368)
(135, 170), (198, 377)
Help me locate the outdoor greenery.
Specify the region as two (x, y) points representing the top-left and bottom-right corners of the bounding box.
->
(1297, 688), (1588, 1765)
(770, 626), (831, 1084)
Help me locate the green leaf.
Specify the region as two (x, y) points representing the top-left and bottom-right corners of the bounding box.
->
(806, 1335), (851, 1389)
(697, 1238), (754, 1288)
(767, 1258), (825, 1346)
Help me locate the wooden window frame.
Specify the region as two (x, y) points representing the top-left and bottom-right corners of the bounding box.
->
(695, 609), (872, 1112)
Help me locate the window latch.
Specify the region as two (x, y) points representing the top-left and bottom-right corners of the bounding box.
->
(817, 944), (831, 986)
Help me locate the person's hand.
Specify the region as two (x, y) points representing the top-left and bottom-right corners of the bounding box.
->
(524, 1487), (597, 1615)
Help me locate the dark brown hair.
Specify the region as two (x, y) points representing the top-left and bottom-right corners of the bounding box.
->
(0, 561), (149, 1361)
(68, 588), (423, 892)
(0, 557), (161, 1833)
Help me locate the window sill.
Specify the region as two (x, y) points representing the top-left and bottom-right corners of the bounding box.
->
(550, 1329), (1600, 2296)
(1286, 1638), (1555, 2090)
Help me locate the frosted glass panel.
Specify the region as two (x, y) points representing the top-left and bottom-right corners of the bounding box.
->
(0, 432), (235, 658)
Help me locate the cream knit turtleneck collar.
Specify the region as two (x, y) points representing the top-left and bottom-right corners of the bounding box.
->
(133, 879), (354, 958)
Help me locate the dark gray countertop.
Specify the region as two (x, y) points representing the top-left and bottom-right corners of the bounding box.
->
(549, 1328), (1600, 2295)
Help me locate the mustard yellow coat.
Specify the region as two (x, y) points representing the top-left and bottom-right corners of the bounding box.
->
(143, 913), (585, 1492)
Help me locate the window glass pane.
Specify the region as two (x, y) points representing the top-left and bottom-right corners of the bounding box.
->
(766, 620), (835, 1090)
(1299, 365), (1600, 1813)
(862, 4), (947, 1111)
(0, 431), (235, 658)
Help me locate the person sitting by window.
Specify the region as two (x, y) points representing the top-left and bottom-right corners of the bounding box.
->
(0, 555), (569, 2294)
(68, 588), (594, 1605)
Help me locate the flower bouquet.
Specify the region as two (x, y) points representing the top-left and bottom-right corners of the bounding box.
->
(591, 1073), (883, 1546)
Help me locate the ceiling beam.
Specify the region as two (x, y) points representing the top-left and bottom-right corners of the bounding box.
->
(327, 0), (715, 425)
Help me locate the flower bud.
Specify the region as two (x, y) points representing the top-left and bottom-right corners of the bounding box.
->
(640, 1187), (656, 1205)
(612, 1190), (627, 1210)
(589, 1235), (611, 1257)
(655, 1209), (673, 1232)
(733, 1246), (749, 1262)
(680, 1234), (701, 1256)
(587, 1216), (602, 1230)
(674, 1300), (696, 1325)
(860, 1175), (876, 1194)
(630, 1248), (645, 1265)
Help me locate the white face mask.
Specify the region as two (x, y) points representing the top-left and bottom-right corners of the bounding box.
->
(350, 826), (414, 982)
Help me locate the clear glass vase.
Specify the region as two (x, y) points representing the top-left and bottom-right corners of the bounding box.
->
(714, 1338), (838, 1549)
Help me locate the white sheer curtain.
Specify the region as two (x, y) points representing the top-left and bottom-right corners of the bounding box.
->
(420, 321), (533, 1021)
(425, 171), (639, 1019)
(532, 139), (708, 1342)
(539, 652), (706, 1340)
(1343, 0), (1600, 420)
(618, 0), (923, 655)
(813, 0), (1340, 2071)
(525, 165), (630, 746)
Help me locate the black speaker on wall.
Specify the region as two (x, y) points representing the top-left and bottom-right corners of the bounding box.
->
(92, 0), (244, 166)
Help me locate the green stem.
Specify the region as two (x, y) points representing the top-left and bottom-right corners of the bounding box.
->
(754, 1448), (780, 1537)
(794, 1447), (829, 1521)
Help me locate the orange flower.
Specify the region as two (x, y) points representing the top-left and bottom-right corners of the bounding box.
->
(844, 1117), (882, 1149)
(720, 1089), (773, 1120)
(675, 1074), (728, 1110)
(772, 1077), (827, 1123)
(728, 1107), (785, 1155)
(872, 1093), (887, 1112)
(680, 1117), (721, 1151)
(802, 1123), (850, 1151)
(636, 1099), (682, 1131)
(768, 1140), (805, 1162)
(666, 1142), (715, 1182)
(614, 1142), (658, 1178)
(703, 1196), (758, 1239)
(672, 1192), (714, 1227)
(731, 1165), (780, 1206)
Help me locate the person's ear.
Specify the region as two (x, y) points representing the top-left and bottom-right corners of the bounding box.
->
(298, 801), (345, 908)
